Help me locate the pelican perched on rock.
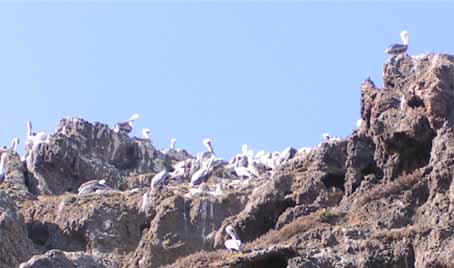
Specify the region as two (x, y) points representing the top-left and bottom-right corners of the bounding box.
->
(278, 146), (297, 164)
(322, 133), (341, 143)
(234, 166), (255, 179)
(224, 225), (241, 251)
(170, 138), (176, 150)
(198, 138), (215, 160)
(142, 128), (152, 140)
(322, 133), (331, 142)
(77, 179), (112, 195)
(170, 159), (192, 182)
(151, 170), (170, 189)
(203, 138), (214, 154)
(26, 121), (50, 149)
(0, 153), (7, 182)
(385, 30), (409, 55)
(241, 144), (253, 159)
(191, 156), (225, 185)
(113, 113), (139, 134)
(10, 137), (19, 153)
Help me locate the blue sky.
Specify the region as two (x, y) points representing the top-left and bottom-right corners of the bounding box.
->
(0, 2), (452, 158)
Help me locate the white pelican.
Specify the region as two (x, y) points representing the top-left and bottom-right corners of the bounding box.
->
(0, 153), (7, 182)
(170, 138), (176, 150)
(10, 137), (19, 152)
(385, 30), (409, 55)
(322, 133), (331, 142)
(224, 225), (241, 251)
(27, 121), (49, 149)
(142, 128), (152, 140)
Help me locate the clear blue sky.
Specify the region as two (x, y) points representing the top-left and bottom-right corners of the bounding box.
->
(0, 2), (452, 158)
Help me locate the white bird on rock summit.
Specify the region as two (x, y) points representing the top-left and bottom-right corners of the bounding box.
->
(385, 30), (409, 55)
(224, 225), (242, 251)
(113, 113), (139, 134)
(170, 138), (177, 150)
(322, 133), (331, 142)
(26, 121), (50, 149)
(203, 138), (214, 154)
(142, 128), (152, 140)
(10, 137), (19, 153)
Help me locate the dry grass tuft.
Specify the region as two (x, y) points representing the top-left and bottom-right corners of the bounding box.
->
(356, 169), (423, 207)
(245, 210), (330, 249)
(368, 224), (431, 242)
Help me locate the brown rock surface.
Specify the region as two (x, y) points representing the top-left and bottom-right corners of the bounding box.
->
(1, 53), (454, 268)
(0, 191), (34, 267)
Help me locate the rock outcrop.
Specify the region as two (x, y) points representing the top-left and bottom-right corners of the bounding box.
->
(1, 53), (454, 268)
(25, 117), (170, 195)
(0, 191), (34, 267)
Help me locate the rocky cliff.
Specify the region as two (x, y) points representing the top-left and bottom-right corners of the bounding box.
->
(1, 53), (454, 268)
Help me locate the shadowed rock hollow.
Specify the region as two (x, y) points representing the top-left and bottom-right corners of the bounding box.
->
(1, 53), (454, 268)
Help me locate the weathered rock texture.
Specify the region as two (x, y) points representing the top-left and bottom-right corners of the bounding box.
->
(25, 118), (170, 195)
(1, 53), (454, 268)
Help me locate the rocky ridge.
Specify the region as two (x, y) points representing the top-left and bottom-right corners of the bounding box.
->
(0, 53), (454, 267)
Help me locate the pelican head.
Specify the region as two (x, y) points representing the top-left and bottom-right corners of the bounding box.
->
(400, 30), (409, 45)
(142, 128), (152, 139)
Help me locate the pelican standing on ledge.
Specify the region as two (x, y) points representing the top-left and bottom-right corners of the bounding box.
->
(142, 128), (153, 143)
(26, 121), (49, 149)
(224, 225), (242, 251)
(10, 137), (19, 152)
(113, 113), (139, 134)
(385, 30), (409, 55)
(170, 138), (176, 150)
(0, 153), (7, 182)
(203, 138), (214, 154)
